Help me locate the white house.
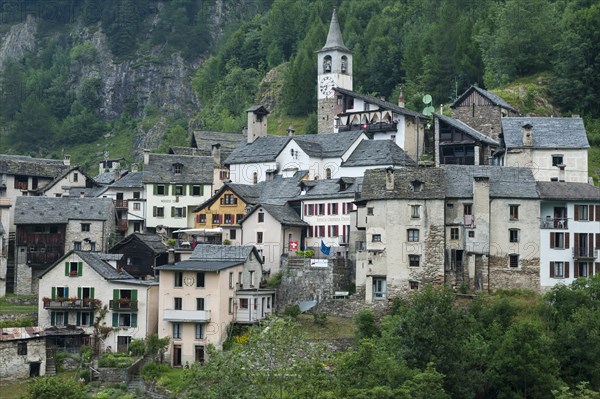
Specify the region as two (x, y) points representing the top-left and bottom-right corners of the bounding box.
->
(38, 250), (159, 352)
(102, 171), (146, 236)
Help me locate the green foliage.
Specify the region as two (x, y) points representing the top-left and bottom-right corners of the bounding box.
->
(98, 352), (136, 368)
(0, 318), (34, 328)
(54, 351), (69, 372)
(296, 249), (315, 258)
(266, 271), (282, 287)
(23, 376), (86, 399)
(283, 304), (301, 319)
(141, 361), (171, 382)
(354, 308), (379, 340)
(144, 333), (170, 361)
(128, 338), (146, 357)
(80, 345), (94, 363)
(313, 312), (328, 326)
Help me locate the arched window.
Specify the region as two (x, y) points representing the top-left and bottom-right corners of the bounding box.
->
(326, 168), (332, 179)
(323, 55), (332, 73)
(253, 172), (258, 184)
(341, 56), (348, 73)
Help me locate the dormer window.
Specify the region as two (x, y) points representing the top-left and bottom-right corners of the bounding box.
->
(173, 163), (183, 174)
(410, 180), (423, 192)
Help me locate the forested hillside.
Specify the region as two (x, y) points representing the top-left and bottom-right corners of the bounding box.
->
(0, 0), (598, 175)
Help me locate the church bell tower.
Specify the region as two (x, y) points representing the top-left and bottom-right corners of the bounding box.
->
(317, 9), (352, 134)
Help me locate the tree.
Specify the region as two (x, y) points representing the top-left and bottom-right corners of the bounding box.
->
(24, 376), (86, 399)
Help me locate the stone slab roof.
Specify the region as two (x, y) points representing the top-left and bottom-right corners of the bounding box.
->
(443, 165), (538, 199)
(156, 260), (244, 272)
(189, 130), (245, 166)
(94, 170), (128, 185)
(109, 171), (144, 188)
(14, 197), (115, 224)
(295, 177), (363, 200)
(39, 250), (133, 280)
(320, 8), (350, 52)
(156, 244), (261, 271)
(334, 87), (425, 119)
(451, 85), (518, 112)
(536, 182), (600, 201)
(110, 233), (168, 254)
(0, 154), (70, 177)
(435, 113), (500, 146)
(293, 131), (364, 158)
(361, 167), (446, 201)
(241, 203), (307, 227)
(501, 117), (589, 149)
(342, 140), (417, 167)
(142, 154), (214, 184)
(67, 187), (109, 198)
(225, 136), (292, 164)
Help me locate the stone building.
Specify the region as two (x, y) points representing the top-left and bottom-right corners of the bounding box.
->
(0, 327), (46, 380)
(450, 85), (519, 140)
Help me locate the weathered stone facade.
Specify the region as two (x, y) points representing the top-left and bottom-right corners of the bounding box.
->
(451, 105), (513, 140)
(0, 335), (46, 380)
(317, 98), (336, 134)
(487, 256), (540, 290)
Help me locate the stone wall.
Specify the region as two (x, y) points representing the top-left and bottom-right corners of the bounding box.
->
(277, 257), (337, 311)
(452, 105), (510, 140)
(318, 98), (336, 134)
(15, 263), (32, 295)
(0, 337), (46, 380)
(487, 255), (540, 291)
(0, 312), (37, 325)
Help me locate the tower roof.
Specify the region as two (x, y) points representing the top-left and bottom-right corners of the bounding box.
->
(320, 8), (350, 52)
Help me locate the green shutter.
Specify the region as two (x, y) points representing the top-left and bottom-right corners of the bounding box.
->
(76, 312), (81, 326)
(200, 185), (204, 196)
(65, 262), (69, 276)
(51, 312), (56, 326)
(171, 206), (175, 217)
(112, 313), (118, 327)
(131, 313), (138, 328)
(189, 184), (194, 195)
(90, 288), (95, 299)
(181, 185), (186, 196)
(78, 262), (83, 276)
(113, 289), (119, 300)
(65, 287), (69, 298)
(165, 185), (170, 195)
(51, 287), (56, 300)
(77, 287), (82, 299)
(153, 184), (158, 195)
(131, 290), (138, 301)
(183, 207), (187, 217)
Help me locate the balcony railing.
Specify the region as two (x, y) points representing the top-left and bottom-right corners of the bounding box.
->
(116, 220), (128, 232)
(540, 218), (569, 229)
(338, 121), (397, 133)
(573, 246), (596, 259)
(163, 309), (211, 322)
(109, 300), (139, 311)
(43, 299), (98, 310)
(114, 199), (128, 209)
(27, 252), (63, 266)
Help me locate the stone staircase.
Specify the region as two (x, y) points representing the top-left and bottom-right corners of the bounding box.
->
(45, 349), (56, 375)
(127, 374), (144, 393)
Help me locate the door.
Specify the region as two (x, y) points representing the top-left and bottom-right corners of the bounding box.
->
(173, 345), (182, 366)
(195, 346), (205, 363)
(29, 362), (41, 377)
(117, 336), (131, 353)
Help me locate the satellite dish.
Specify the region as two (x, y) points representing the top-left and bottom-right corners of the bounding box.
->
(422, 94), (432, 105)
(423, 106), (435, 116)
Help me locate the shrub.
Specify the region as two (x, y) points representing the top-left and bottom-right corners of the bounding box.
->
(24, 376), (86, 399)
(55, 351), (69, 372)
(222, 239), (231, 245)
(141, 361), (170, 382)
(98, 352), (135, 368)
(266, 271), (282, 287)
(355, 309), (379, 340)
(296, 249), (315, 258)
(313, 312), (327, 327)
(284, 304), (301, 319)
(80, 345), (94, 363)
(129, 338), (145, 356)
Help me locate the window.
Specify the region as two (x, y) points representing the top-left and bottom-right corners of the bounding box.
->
(552, 232), (566, 249)
(326, 168), (332, 179)
(468, 231), (475, 238)
(356, 241), (366, 251)
(224, 214), (234, 224)
(373, 278), (386, 300)
(464, 204), (472, 215)
(195, 324), (204, 340)
(578, 205), (589, 221)
(174, 297), (182, 310)
(551, 262), (565, 278)
(196, 298), (205, 311)
(258, 212), (264, 223)
(133, 202), (140, 211)
(74, 241), (82, 250)
(239, 298), (249, 309)
(222, 194), (237, 205)
(68, 262), (80, 276)
(118, 313), (132, 327)
(450, 228), (459, 240)
(509, 205), (519, 221)
(253, 172), (258, 184)
(330, 203), (339, 215)
(238, 272), (243, 284)
(90, 242), (96, 251)
(407, 229), (420, 242)
(133, 191), (141, 199)
(220, 170), (229, 180)
(212, 214), (221, 224)
(174, 185), (184, 196)
(409, 255), (421, 267)
(173, 323), (182, 339)
(175, 272), (183, 287)
(173, 163), (183, 174)
(337, 95), (343, 105)
(229, 298), (234, 314)
(249, 271), (255, 287)
(192, 185), (203, 196)
(80, 312), (93, 326)
(364, 103), (370, 111)
(410, 180), (423, 192)
(372, 234), (381, 242)
(154, 206), (164, 217)
(196, 272), (205, 288)
(317, 204), (326, 215)
(317, 226), (326, 237)
(552, 155), (564, 166)
(509, 254), (519, 268)
(411, 205), (420, 218)
(156, 185), (166, 195)
(230, 229), (237, 240)
(367, 207), (374, 216)
(578, 262), (589, 277)
(73, 173), (78, 182)
(409, 281), (419, 290)
(229, 272), (234, 289)
(17, 342), (27, 355)
(509, 229), (520, 243)
(329, 225), (339, 238)
(267, 297), (271, 309)
(198, 214), (206, 224)
(173, 207), (186, 218)
(81, 223), (90, 232)
(256, 232), (263, 244)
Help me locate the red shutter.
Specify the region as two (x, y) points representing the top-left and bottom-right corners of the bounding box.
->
(550, 262), (555, 278)
(565, 233), (570, 249)
(590, 204), (595, 221)
(342, 203), (346, 214)
(565, 262), (570, 278)
(304, 204), (307, 216)
(327, 203), (331, 215)
(596, 233), (600, 250)
(574, 205), (580, 221)
(550, 233), (555, 249)
(574, 233), (580, 256)
(574, 262), (579, 278)
(590, 234), (595, 258)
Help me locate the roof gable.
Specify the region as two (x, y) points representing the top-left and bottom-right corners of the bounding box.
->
(361, 167), (446, 201)
(39, 250), (133, 280)
(334, 87), (425, 119)
(240, 203), (307, 227)
(443, 165), (538, 198)
(435, 113), (500, 146)
(451, 85), (517, 112)
(143, 154), (214, 184)
(109, 233), (168, 254)
(501, 117), (589, 149)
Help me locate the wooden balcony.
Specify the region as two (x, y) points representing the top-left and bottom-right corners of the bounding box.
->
(43, 299), (98, 310)
(109, 300), (138, 311)
(114, 199), (128, 209)
(116, 220), (128, 232)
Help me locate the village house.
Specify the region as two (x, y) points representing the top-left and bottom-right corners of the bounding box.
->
(537, 181), (600, 290)
(156, 245), (271, 366)
(37, 250), (159, 353)
(100, 169), (146, 236)
(13, 196), (116, 295)
(499, 116), (590, 183)
(0, 327), (46, 380)
(109, 233), (169, 279)
(450, 85), (519, 140)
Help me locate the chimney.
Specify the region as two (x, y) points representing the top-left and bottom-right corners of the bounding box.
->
(398, 88), (405, 108)
(522, 122), (533, 146)
(212, 144), (221, 166)
(380, 96), (385, 101)
(80, 191), (85, 199)
(143, 149), (150, 165)
(286, 125), (295, 137)
(63, 154), (71, 166)
(114, 169), (121, 181)
(385, 167), (394, 191)
(131, 164), (138, 173)
(168, 248), (175, 265)
(246, 106), (269, 143)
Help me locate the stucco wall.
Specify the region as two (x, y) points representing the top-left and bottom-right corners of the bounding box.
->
(505, 148), (589, 183)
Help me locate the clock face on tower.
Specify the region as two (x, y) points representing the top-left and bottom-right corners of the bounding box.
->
(319, 76), (336, 98)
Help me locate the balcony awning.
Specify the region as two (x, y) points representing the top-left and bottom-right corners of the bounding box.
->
(172, 228), (223, 236)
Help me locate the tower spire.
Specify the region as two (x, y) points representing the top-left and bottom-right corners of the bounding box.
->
(321, 8), (349, 52)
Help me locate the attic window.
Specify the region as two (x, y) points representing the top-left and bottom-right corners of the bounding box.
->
(552, 155), (564, 166)
(410, 180), (423, 192)
(173, 163), (183, 174)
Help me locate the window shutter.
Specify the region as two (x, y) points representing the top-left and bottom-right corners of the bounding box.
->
(596, 206), (600, 221)
(131, 314), (138, 328)
(65, 262), (69, 276)
(589, 263), (594, 277)
(131, 290), (138, 302)
(550, 262), (555, 278)
(219, 214), (223, 224)
(596, 263), (600, 275)
(78, 262), (83, 276)
(51, 312), (56, 326)
(304, 204), (307, 215)
(327, 226), (331, 237)
(171, 207), (175, 217)
(574, 262), (579, 278)
(153, 184), (158, 195)
(327, 203), (331, 215)
(565, 233), (570, 249)
(76, 312), (81, 326)
(112, 313), (118, 327)
(153, 206), (157, 217)
(200, 185), (204, 196)
(590, 204), (595, 221)
(550, 233), (555, 248)
(596, 233), (600, 249)
(574, 205), (580, 221)
(590, 234), (594, 257)
(90, 288), (95, 299)
(565, 262), (570, 278)
(574, 233), (580, 256)
(183, 207), (187, 217)
(181, 185), (187, 196)
(65, 287), (69, 297)
(165, 185), (170, 195)
(342, 203), (346, 214)
(78, 287), (82, 299)
(51, 287), (56, 300)
(113, 289), (119, 301)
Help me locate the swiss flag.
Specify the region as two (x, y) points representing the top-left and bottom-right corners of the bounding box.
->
(290, 241), (299, 251)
